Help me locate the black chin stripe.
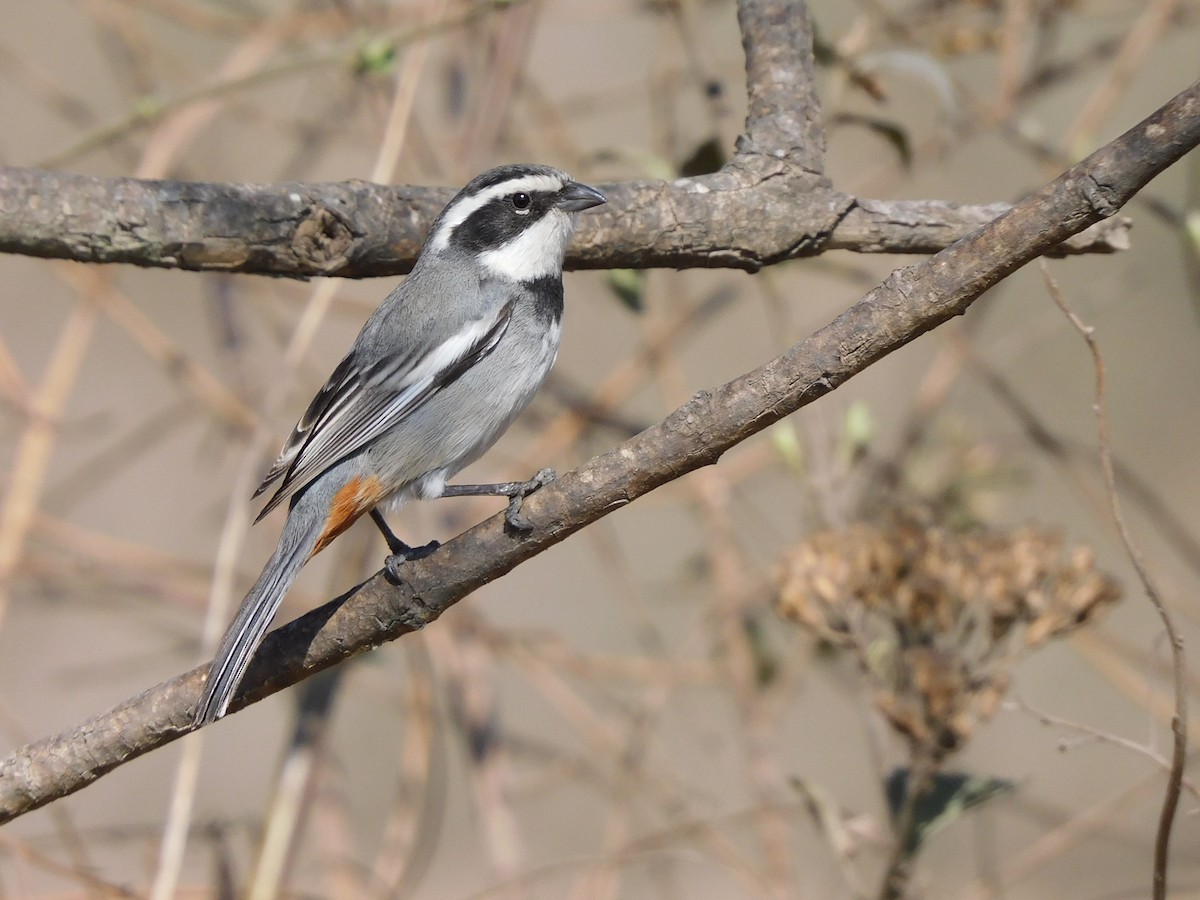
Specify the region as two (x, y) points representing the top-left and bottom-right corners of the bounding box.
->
(526, 275), (564, 324)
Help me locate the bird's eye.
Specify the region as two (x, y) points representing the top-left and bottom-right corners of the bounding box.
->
(511, 192), (532, 212)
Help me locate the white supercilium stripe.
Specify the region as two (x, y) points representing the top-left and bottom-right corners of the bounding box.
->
(428, 173), (567, 253)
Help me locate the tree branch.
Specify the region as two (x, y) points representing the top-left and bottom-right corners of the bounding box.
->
(1, 70), (1195, 824)
(0, 1), (1129, 280)
(737, 0), (826, 172)
(0, 168), (1132, 278)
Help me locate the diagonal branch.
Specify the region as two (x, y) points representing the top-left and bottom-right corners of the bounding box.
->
(1, 74), (1196, 826)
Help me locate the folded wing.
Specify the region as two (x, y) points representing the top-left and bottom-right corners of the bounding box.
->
(254, 299), (514, 518)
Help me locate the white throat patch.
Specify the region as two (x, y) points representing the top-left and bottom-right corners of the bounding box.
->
(479, 211), (576, 281)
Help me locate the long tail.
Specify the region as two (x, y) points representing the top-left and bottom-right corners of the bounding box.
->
(193, 499), (326, 726)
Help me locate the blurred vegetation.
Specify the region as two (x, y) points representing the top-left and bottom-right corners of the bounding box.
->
(0, 0), (1198, 897)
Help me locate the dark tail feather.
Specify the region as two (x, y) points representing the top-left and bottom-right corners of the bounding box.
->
(194, 509), (323, 726)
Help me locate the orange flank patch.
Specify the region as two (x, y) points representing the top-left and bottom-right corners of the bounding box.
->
(310, 474), (387, 557)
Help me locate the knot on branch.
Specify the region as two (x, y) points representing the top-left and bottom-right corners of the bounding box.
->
(1080, 176), (1121, 219)
(291, 206), (353, 272)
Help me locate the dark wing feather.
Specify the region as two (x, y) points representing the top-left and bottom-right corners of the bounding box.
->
(252, 353), (361, 500)
(254, 300), (514, 519)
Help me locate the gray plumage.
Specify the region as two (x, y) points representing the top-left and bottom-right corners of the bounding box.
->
(194, 165), (605, 726)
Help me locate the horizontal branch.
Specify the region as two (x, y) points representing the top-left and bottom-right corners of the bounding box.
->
(0, 166), (1130, 279)
(1, 75), (1195, 825)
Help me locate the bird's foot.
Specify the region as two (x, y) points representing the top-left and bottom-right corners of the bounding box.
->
(384, 539), (441, 581)
(504, 468), (556, 532)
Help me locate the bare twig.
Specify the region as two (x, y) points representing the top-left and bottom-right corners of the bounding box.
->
(878, 749), (937, 900)
(0, 827), (135, 897)
(0, 285), (99, 629)
(960, 341), (1200, 581)
(1061, 0), (1185, 153)
(36, 1), (511, 170)
(955, 769), (1168, 900)
(1009, 696), (1200, 800)
(369, 640), (443, 899)
(1040, 264), (1188, 900)
(73, 271), (258, 432)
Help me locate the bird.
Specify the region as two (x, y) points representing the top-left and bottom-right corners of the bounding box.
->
(193, 164), (606, 726)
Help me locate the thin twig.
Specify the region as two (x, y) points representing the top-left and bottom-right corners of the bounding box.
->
(954, 768), (1167, 900)
(0, 828), (136, 898)
(1061, 0), (1184, 154)
(0, 287), (99, 630)
(1040, 262), (1188, 900)
(1009, 696), (1200, 800)
(67, 269), (258, 432)
(877, 744), (939, 900)
(369, 639), (443, 899)
(37, 1), (513, 170)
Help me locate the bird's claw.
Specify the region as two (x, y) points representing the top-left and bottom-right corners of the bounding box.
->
(384, 539), (440, 580)
(504, 468), (556, 532)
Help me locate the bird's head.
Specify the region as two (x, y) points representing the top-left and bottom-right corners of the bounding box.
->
(425, 164), (606, 281)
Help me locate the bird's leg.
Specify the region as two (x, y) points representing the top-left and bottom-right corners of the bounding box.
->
(440, 467), (556, 532)
(370, 508), (440, 561)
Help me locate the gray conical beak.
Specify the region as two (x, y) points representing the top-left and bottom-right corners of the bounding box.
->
(557, 181), (607, 212)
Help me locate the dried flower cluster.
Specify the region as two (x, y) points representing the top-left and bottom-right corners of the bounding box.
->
(776, 521), (1120, 755)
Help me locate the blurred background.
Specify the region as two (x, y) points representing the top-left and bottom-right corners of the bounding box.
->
(0, 0), (1198, 896)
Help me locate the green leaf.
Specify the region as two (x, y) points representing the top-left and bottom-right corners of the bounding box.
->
(606, 268), (646, 313)
(770, 422), (805, 474)
(842, 399), (875, 459)
(355, 38), (397, 76)
(1185, 210), (1200, 254)
(133, 95), (163, 120)
(886, 768), (1016, 857)
(811, 19), (838, 68)
(742, 611), (780, 687)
